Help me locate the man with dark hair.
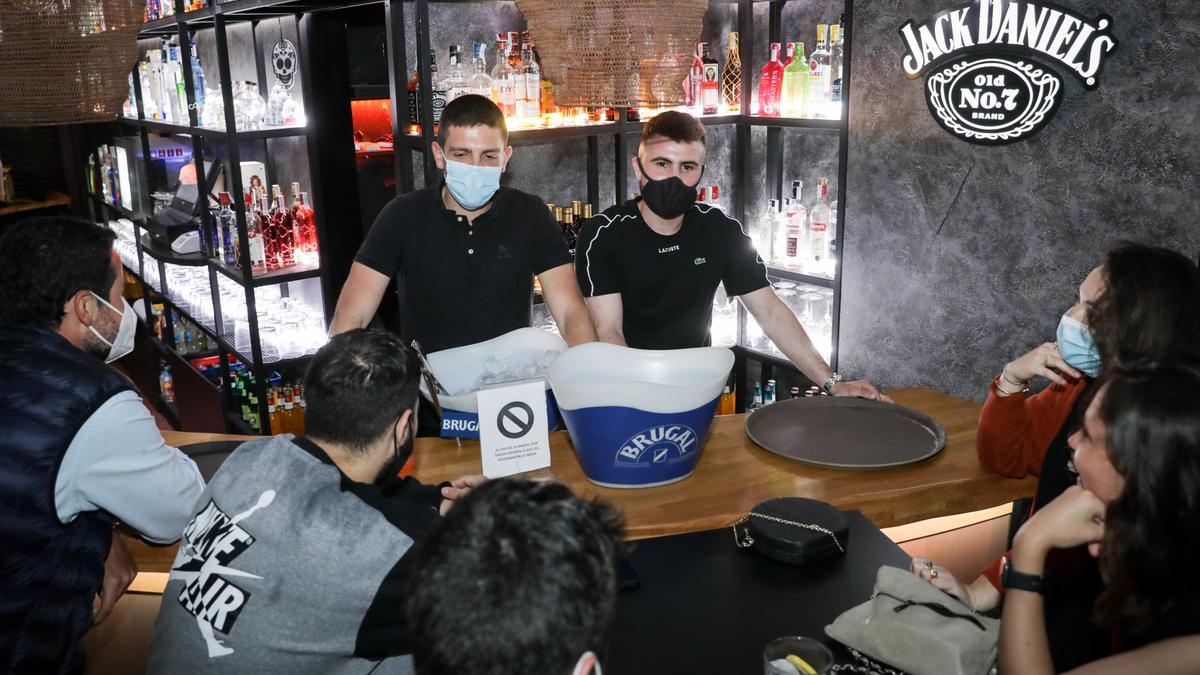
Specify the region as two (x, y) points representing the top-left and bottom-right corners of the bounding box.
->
(148, 329), (485, 674)
(576, 110), (886, 400)
(0, 216), (204, 673)
(407, 478), (623, 675)
(331, 93), (596, 354)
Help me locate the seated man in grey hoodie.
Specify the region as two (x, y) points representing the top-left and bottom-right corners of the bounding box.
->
(147, 329), (485, 674)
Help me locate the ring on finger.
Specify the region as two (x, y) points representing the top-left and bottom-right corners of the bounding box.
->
(930, 568), (939, 579)
(924, 560), (935, 571)
(1043, 353), (1054, 367)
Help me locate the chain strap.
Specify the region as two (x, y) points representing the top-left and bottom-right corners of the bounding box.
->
(829, 648), (908, 675)
(730, 512), (845, 553)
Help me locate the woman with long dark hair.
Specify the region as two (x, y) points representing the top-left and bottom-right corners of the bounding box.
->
(913, 242), (1200, 613)
(998, 358), (1200, 672)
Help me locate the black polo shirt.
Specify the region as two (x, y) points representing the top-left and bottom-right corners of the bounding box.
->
(355, 185), (572, 353)
(575, 198), (769, 349)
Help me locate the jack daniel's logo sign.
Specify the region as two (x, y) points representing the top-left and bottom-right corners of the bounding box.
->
(900, 0), (1117, 145)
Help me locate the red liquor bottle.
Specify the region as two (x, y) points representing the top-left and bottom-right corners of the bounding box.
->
(242, 190), (268, 276)
(269, 184), (295, 269)
(758, 42), (785, 117)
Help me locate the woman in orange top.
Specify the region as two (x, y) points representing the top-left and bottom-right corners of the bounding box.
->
(912, 242), (1200, 613)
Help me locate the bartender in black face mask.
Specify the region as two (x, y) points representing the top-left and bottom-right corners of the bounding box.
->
(574, 111), (887, 401)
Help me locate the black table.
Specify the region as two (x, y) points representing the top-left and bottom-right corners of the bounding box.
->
(609, 511), (911, 674)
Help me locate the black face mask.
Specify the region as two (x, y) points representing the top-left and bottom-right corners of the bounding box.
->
(375, 414), (416, 493)
(637, 156), (704, 220)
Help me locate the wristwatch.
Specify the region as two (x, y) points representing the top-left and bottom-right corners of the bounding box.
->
(820, 373), (843, 395)
(1000, 556), (1045, 594)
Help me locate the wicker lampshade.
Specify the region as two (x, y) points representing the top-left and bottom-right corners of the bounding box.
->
(0, 0), (142, 127)
(515, 0), (705, 109)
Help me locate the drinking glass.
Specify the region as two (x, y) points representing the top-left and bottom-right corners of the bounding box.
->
(762, 636), (833, 675)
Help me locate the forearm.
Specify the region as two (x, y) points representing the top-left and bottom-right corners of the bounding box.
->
(998, 541), (1055, 675)
(555, 304), (598, 347)
(328, 306), (371, 335)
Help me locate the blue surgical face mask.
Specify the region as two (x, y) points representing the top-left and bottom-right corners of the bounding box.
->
(1057, 314), (1101, 378)
(443, 158), (502, 211)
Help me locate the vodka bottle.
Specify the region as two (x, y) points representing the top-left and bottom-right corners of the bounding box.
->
(764, 379), (777, 406)
(765, 197), (780, 262)
(781, 42), (807, 117)
(786, 180), (808, 270)
(443, 45), (468, 102)
(243, 190), (267, 275)
(809, 24), (832, 113)
(748, 381), (764, 412)
(467, 42), (493, 97)
(518, 45), (541, 120)
(191, 41), (205, 117)
(808, 178), (832, 271)
(490, 33), (516, 117)
(831, 20), (845, 105)
(757, 43), (785, 117)
(218, 192), (238, 266)
(722, 32), (742, 113)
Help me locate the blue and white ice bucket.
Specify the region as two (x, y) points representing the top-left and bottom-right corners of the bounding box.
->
(548, 343), (734, 488)
(422, 328), (566, 439)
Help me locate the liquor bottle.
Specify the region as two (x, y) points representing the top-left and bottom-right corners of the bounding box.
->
(490, 33), (516, 118)
(757, 43), (784, 117)
(697, 186), (707, 204)
(191, 41), (206, 117)
(722, 32), (742, 113)
(789, 385), (801, 399)
(429, 51), (447, 126)
(789, 180), (809, 270)
(292, 183), (317, 256)
(688, 43), (704, 110)
(831, 20), (844, 105)
(700, 42), (720, 115)
(170, 40), (187, 122)
(160, 366), (175, 404)
(781, 42), (807, 117)
(764, 379), (777, 406)
(267, 389), (281, 435)
(147, 49), (164, 120)
(247, 384), (260, 433)
(467, 42), (493, 97)
(748, 381), (764, 412)
(518, 45), (541, 120)
(295, 384), (307, 434)
(765, 197), (780, 262)
(281, 386), (298, 435)
(531, 38), (556, 121)
(443, 45), (468, 102)
(217, 191), (237, 266)
(809, 24), (831, 113)
(269, 185), (295, 269)
(710, 184), (722, 210)
(405, 61), (421, 132)
(719, 385), (735, 415)
(828, 198), (838, 266)
(808, 177), (831, 270)
(242, 190), (268, 275)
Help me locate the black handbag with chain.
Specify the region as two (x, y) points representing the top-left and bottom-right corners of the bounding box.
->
(731, 497), (850, 565)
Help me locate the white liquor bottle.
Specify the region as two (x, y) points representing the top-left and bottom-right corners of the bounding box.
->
(808, 177), (831, 272)
(467, 42), (492, 97)
(517, 45), (541, 120)
(443, 45), (468, 102)
(809, 25), (831, 114)
(785, 180), (807, 270)
(490, 33), (516, 117)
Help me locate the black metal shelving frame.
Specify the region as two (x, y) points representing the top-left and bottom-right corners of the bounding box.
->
(84, 0), (854, 427)
(84, 0), (349, 434)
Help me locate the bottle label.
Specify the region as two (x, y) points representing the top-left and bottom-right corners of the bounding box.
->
(249, 234), (266, 264)
(431, 88), (447, 123)
(786, 235), (799, 257)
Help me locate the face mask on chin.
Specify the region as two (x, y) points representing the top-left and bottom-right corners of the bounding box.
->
(636, 156), (703, 220)
(375, 412), (416, 492)
(87, 291), (136, 364)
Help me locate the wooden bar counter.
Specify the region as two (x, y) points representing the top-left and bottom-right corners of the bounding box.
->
(131, 387), (1035, 575)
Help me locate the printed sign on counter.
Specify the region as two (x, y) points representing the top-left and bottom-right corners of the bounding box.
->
(478, 380), (552, 478)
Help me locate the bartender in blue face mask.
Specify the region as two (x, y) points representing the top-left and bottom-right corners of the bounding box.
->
(332, 95), (597, 372)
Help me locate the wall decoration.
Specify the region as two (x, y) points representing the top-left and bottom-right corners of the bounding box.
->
(899, 0), (1118, 144)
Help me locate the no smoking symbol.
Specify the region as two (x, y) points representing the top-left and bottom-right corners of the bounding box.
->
(497, 401), (535, 439)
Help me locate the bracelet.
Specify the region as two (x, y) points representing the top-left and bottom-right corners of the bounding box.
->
(1000, 367), (1026, 388)
(821, 373), (843, 395)
(995, 369), (1028, 396)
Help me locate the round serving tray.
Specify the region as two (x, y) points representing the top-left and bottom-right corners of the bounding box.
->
(744, 397), (947, 469)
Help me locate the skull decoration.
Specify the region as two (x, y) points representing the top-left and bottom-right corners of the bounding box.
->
(272, 38), (297, 90)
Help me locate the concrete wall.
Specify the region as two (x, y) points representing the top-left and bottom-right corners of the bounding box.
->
(838, 0), (1200, 401)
